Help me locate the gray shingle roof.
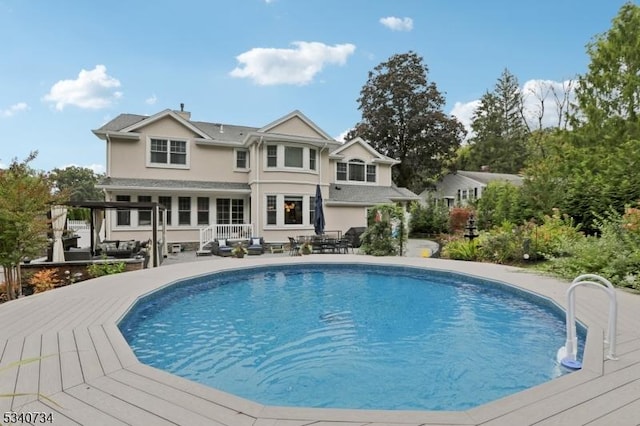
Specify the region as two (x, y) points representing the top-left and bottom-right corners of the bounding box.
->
(97, 114), (258, 142)
(190, 121), (258, 142)
(456, 170), (523, 186)
(328, 184), (419, 205)
(98, 114), (147, 132)
(97, 177), (250, 191)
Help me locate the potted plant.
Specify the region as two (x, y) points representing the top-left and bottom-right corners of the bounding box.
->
(300, 242), (312, 255)
(231, 242), (248, 258)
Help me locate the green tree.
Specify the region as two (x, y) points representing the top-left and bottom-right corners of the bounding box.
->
(522, 3), (640, 232)
(476, 181), (524, 230)
(352, 51), (466, 193)
(50, 166), (104, 220)
(467, 69), (529, 173)
(572, 2), (640, 141)
(0, 153), (66, 300)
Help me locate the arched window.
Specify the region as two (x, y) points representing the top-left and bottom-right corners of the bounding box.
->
(337, 159), (375, 182)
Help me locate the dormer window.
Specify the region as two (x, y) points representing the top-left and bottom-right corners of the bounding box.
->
(337, 159), (376, 182)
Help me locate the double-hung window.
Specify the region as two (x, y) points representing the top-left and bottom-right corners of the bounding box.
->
(309, 148), (317, 171)
(149, 138), (187, 166)
(116, 195), (131, 226)
(178, 197), (191, 225)
(266, 196), (277, 225)
(235, 149), (248, 169)
(138, 195), (152, 226)
(266, 145), (278, 167)
(197, 197), (209, 225)
(366, 165), (377, 182)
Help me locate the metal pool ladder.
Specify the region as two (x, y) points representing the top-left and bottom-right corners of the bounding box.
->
(557, 274), (618, 369)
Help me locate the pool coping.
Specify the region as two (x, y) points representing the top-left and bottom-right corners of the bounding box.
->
(1, 255), (639, 426)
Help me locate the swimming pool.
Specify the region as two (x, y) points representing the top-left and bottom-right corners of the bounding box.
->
(119, 263), (584, 411)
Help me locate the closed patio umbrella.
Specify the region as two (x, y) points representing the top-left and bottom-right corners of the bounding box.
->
(314, 184), (325, 235)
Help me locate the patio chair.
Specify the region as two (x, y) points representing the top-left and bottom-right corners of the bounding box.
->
(212, 239), (233, 257)
(288, 237), (301, 256)
(247, 237), (265, 255)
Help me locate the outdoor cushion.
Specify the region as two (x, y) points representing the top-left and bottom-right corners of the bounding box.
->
(251, 238), (261, 246)
(219, 239), (227, 247)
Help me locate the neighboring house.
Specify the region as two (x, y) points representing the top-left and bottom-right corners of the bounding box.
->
(93, 106), (419, 249)
(422, 170), (524, 207)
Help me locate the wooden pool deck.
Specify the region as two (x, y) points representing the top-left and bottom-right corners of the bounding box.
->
(1, 256), (639, 426)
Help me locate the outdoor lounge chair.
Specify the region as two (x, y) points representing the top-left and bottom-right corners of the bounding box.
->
(247, 237), (265, 255)
(212, 239), (233, 257)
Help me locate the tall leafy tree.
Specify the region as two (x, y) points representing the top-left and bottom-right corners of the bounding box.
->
(50, 166), (104, 220)
(467, 69), (529, 174)
(50, 166), (104, 201)
(352, 51), (466, 193)
(0, 153), (66, 300)
(523, 3), (640, 231)
(572, 2), (640, 141)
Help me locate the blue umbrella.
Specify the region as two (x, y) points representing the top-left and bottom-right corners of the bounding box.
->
(314, 184), (325, 235)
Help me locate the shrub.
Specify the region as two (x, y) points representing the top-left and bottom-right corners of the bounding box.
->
(449, 207), (473, 233)
(87, 261), (126, 278)
(360, 204), (406, 256)
(476, 181), (524, 230)
(29, 269), (60, 293)
(409, 199), (449, 237)
(442, 236), (480, 261)
(538, 207), (640, 290)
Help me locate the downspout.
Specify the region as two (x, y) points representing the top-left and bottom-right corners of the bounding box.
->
(105, 132), (112, 177)
(255, 136), (264, 236)
(104, 133), (112, 240)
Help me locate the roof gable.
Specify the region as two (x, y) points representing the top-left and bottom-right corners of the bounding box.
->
(331, 137), (399, 164)
(258, 110), (334, 140)
(119, 109), (210, 139)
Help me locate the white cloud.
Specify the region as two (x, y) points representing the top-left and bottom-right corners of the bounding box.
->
(450, 99), (482, 139)
(230, 41), (356, 86)
(450, 79), (576, 139)
(43, 65), (122, 111)
(1, 102), (28, 117)
(61, 162), (105, 174)
(335, 128), (352, 142)
(379, 16), (413, 32)
(145, 94), (157, 105)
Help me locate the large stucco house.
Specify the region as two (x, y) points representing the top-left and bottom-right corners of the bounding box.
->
(93, 106), (418, 250)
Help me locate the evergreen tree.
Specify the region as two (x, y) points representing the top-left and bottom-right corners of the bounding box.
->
(468, 69), (529, 173)
(353, 51), (466, 193)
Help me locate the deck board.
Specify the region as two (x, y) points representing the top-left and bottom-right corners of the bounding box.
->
(584, 396), (640, 426)
(39, 390), (129, 426)
(12, 334), (42, 408)
(65, 381), (177, 426)
(88, 325), (123, 375)
(57, 330), (84, 390)
(14, 399), (81, 426)
(109, 368), (256, 426)
(73, 327), (104, 382)
(88, 374), (227, 426)
(0, 257), (639, 425)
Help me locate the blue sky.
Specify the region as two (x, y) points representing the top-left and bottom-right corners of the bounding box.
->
(0, 0), (633, 173)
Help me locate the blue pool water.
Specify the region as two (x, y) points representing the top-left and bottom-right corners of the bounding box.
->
(119, 264), (583, 411)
